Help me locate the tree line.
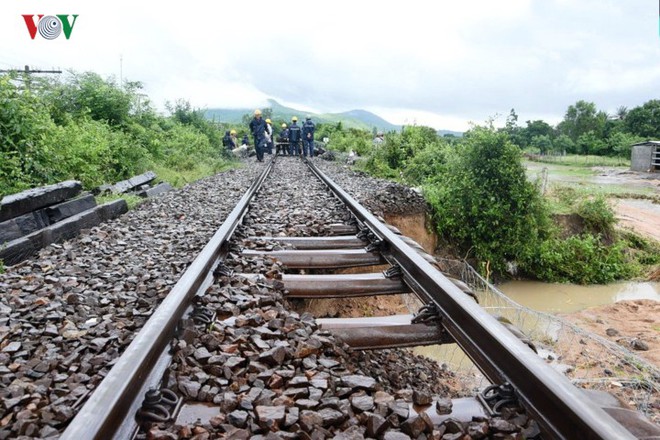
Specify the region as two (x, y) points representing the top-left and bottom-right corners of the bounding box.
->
(501, 99), (659, 156)
(0, 71), (234, 196)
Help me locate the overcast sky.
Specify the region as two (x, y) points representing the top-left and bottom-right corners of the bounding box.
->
(2, 1), (659, 131)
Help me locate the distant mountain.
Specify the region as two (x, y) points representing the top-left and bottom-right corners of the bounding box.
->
(205, 99), (461, 135)
(205, 99), (399, 132)
(437, 129), (463, 137)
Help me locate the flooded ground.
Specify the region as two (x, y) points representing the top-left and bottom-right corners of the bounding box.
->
(524, 161), (660, 195)
(498, 280), (660, 314)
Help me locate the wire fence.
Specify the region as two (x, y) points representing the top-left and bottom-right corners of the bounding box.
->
(407, 258), (659, 422)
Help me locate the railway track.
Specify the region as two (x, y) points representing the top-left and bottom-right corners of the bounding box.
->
(15, 156), (660, 439)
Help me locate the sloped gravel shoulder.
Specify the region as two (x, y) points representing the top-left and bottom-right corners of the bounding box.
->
(0, 163), (264, 439)
(314, 161), (428, 217)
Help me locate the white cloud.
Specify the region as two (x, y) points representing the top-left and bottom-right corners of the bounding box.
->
(1, 0), (659, 131)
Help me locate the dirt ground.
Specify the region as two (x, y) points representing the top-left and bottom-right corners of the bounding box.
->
(613, 199), (660, 243)
(562, 299), (660, 367)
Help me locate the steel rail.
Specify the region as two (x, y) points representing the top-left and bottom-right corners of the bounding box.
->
(305, 158), (635, 440)
(60, 158), (275, 440)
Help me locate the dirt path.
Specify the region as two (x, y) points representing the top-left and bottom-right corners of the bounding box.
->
(613, 199), (660, 243)
(562, 300), (660, 367)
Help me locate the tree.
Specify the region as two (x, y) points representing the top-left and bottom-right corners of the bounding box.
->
(624, 100), (660, 138)
(615, 105), (628, 120)
(557, 100), (606, 142)
(502, 108), (526, 147)
(553, 134), (575, 154)
(43, 72), (135, 126)
(530, 135), (552, 155)
(523, 120), (554, 146)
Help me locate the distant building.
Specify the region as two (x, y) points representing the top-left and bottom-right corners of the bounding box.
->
(630, 141), (660, 172)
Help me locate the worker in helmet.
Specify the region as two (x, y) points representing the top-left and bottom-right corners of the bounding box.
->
(248, 109), (267, 162)
(264, 118), (274, 155)
(288, 116), (301, 156)
(277, 123), (289, 155)
(222, 130), (232, 151)
(229, 129), (238, 150)
(302, 115), (316, 157)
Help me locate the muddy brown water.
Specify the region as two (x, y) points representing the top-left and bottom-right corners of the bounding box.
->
(385, 213), (659, 315)
(498, 280), (660, 314)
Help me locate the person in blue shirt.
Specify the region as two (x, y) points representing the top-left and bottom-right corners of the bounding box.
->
(248, 109), (267, 162)
(302, 115), (316, 157)
(288, 116), (301, 156)
(277, 123), (289, 155)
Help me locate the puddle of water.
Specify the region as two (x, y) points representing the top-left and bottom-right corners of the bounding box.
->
(175, 403), (220, 426)
(498, 280), (660, 314)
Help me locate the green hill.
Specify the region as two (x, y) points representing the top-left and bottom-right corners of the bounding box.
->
(205, 99), (400, 132)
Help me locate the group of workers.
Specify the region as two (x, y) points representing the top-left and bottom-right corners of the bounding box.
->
(222, 109), (316, 161)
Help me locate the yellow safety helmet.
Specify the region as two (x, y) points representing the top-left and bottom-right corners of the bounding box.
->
(254, 109), (262, 116)
(266, 118), (272, 124)
(292, 116), (298, 122)
(230, 129), (236, 135)
(281, 123), (287, 128)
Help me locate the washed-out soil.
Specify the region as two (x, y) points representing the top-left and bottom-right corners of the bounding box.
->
(562, 299), (660, 368)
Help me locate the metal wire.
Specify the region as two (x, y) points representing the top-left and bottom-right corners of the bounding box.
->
(411, 258), (659, 422)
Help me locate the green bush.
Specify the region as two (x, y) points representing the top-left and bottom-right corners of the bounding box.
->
(1, 71), (232, 196)
(524, 235), (636, 284)
(427, 126), (550, 272)
(576, 196), (615, 236)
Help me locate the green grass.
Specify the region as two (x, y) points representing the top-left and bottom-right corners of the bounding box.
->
(528, 154), (631, 167)
(97, 193), (145, 210)
(152, 161), (237, 189)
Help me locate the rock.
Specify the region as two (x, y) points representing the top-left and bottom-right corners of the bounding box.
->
(401, 413), (432, 438)
(227, 410), (249, 428)
(255, 405), (286, 430)
(631, 339), (649, 351)
(387, 400), (409, 421)
(2, 342), (21, 353)
(435, 398), (453, 415)
(412, 390), (433, 406)
(147, 428), (178, 440)
(467, 421), (489, 439)
(296, 399), (319, 410)
(178, 378), (201, 399)
(383, 431), (412, 440)
(605, 328), (619, 337)
(350, 395), (374, 412)
(299, 410), (324, 431)
(366, 412), (389, 437)
(318, 408), (346, 427)
(258, 347), (287, 366)
(489, 418), (517, 433)
(442, 419), (464, 434)
(340, 375), (376, 391)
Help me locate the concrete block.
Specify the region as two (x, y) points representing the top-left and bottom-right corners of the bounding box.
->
(111, 171), (156, 194)
(44, 194), (97, 224)
(0, 180), (82, 222)
(137, 182), (173, 198)
(0, 210), (50, 244)
(0, 199), (128, 266)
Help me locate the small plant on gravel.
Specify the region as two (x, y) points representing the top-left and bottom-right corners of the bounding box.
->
(0, 258), (5, 274)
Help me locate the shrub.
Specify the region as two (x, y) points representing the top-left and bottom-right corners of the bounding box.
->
(576, 196), (616, 236)
(524, 235), (636, 284)
(428, 126), (550, 272)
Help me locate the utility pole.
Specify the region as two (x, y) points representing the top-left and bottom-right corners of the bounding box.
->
(0, 65), (62, 90)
